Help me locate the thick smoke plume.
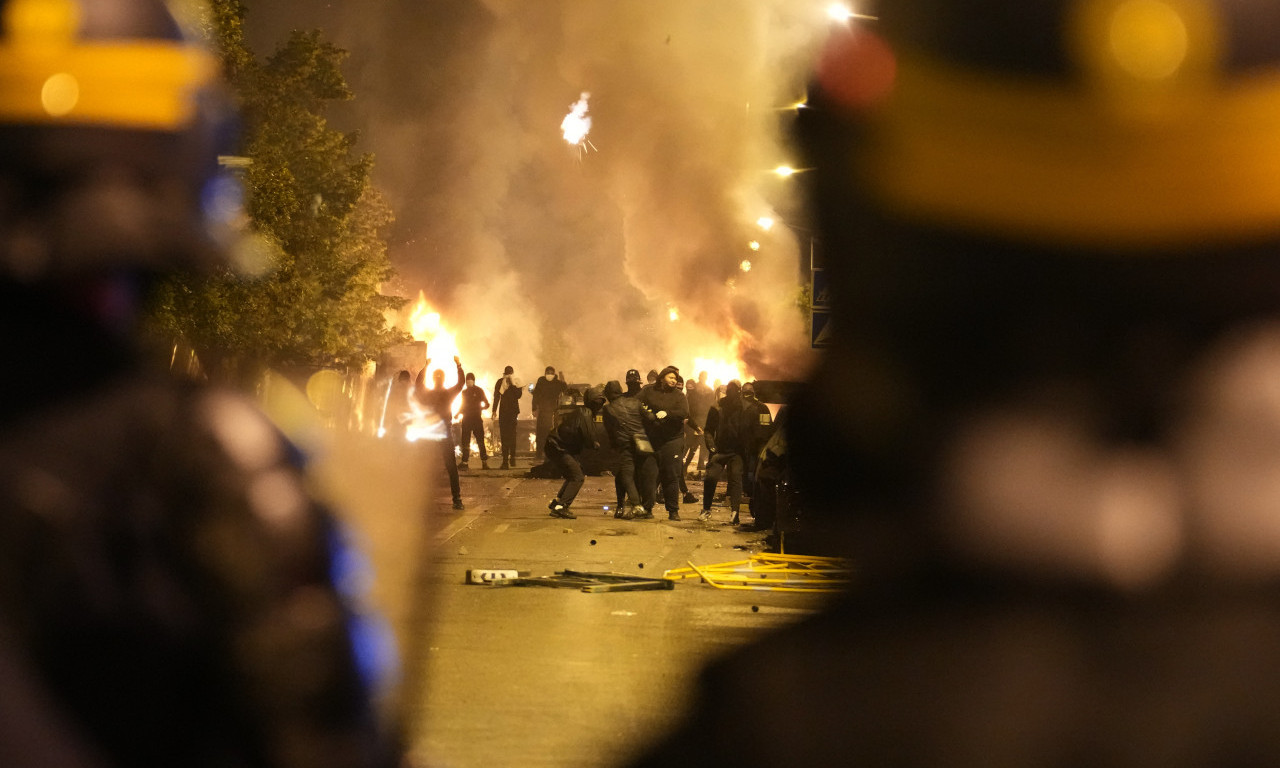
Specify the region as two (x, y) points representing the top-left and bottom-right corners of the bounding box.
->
(248, 0), (836, 386)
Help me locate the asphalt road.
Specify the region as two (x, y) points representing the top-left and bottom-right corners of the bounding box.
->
(339, 449), (837, 768)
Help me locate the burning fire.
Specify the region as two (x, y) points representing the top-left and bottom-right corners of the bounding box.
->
(561, 91), (594, 148)
(379, 291), (484, 442)
(692, 357), (744, 390)
(409, 292), (462, 387)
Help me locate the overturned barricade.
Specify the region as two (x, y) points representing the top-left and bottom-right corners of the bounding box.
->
(470, 569), (675, 593)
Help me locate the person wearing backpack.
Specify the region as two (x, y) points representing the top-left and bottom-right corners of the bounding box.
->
(546, 386), (607, 519)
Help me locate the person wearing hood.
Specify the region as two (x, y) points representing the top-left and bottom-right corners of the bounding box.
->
(492, 365), (523, 469)
(640, 366), (691, 520)
(625, 368), (644, 397)
(603, 380), (655, 519)
(740, 380), (775, 498)
(546, 387), (606, 519)
(532, 365), (567, 460)
(699, 380), (750, 523)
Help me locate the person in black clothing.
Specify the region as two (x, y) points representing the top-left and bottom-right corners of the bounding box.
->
(0, 2), (405, 766)
(546, 386), (606, 519)
(603, 379), (655, 519)
(625, 368), (644, 396)
(739, 380), (774, 496)
(747, 405), (790, 533)
(457, 371), (490, 469)
(674, 373), (699, 504)
(492, 365), (523, 468)
(415, 356), (466, 510)
(532, 365), (567, 460)
(683, 371), (714, 475)
(640, 366), (690, 520)
(700, 380), (749, 523)
(628, 3), (1280, 766)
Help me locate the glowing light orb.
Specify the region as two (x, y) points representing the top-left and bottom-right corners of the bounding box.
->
(668, 306), (680, 322)
(748, 241), (761, 251)
(1108, 0), (1188, 81)
(740, 260), (753, 272)
(773, 165), (797, 177)
(561, 92), (592, 145)
(756, 216), (775, 231)
(41, 73), (78, 116)
(827, 3), (854, 21)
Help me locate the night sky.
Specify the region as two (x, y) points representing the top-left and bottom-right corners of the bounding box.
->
(241, 0), (840, 385)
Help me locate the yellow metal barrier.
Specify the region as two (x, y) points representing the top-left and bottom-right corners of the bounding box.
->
(662, 553), (853, 593)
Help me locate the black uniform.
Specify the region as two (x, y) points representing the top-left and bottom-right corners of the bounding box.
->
(458, 378), (490, 466)
(546, 389), (605, 514)
(0, 1), (402, 762)
(531, 370), (566, 459)
(701, 381), (750, 520)
(415, 361), (465, 508)
(492, 370), (523, 468)
(603, 380), (655, 516)
(630, 1), (1280, 765)
(639, 366), (690, 518)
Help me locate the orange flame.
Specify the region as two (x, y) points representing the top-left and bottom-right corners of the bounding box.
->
(408, 292), (461, 387)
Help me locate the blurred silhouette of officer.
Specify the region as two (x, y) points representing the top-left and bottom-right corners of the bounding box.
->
(0, 1), (403, 766)
(627, 1), (1280, 766)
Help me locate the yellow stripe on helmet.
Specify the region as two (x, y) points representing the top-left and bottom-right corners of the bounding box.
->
(0, 41), (217, 130)
(863, 0), (1280, 249)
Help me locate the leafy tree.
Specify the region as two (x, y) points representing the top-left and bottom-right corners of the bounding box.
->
(148, 0), (407, 381)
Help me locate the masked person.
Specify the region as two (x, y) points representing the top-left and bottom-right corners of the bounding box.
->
(491, 365), (523, 469)
(0, 1), (403, 766)
(628, 1), (1280, 765)
(457, 371), (490, 470)
(415, 357), (466, 510)
(625, 368), (644, 396)
(639, 366), (690, 520)
(603, 379), (654, 519)
(531, 365), (566, 461)
(546, 387), (606, 519)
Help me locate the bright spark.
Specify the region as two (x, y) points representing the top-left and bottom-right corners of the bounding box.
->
(748, 240), (761, 251)
(827, 3), (877, 22)
(561, 92), (592, 146)
(774, 165), (797, 177)
(740, 260), (753, 272)
(756, 216), (775, 231)
(668, 306), (680, 322)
